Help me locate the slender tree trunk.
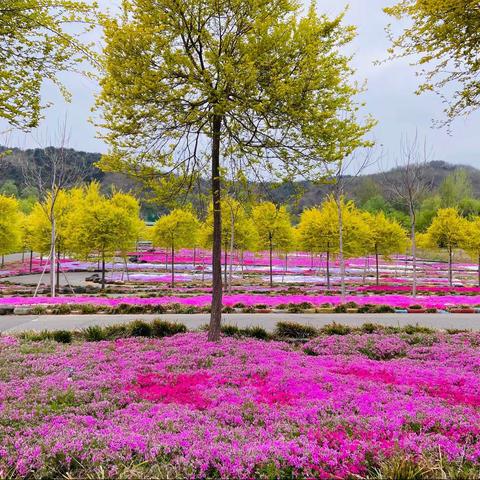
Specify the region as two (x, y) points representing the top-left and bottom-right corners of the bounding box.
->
(171, 242), (175, 288)
(50, 216), (56, 298)
(193, 247), (196, 267)
(56, 249), (61, 294)
(228, 211), (235, 295)
(101, 251), (106, 291)
(223, 245), (228, 291)
(448, 246), (453, 287)
(269, 236), (273, 288)
(208, 114), (223, 341)
(284, 252), (288, 283)
(326, 245), (330, 290)
(29, 250), (33, 273)
(410, 210), (417, 297)
(375, 246), (379, 286)
(1, 254), (4, 268)
(337, 196), (346, 301)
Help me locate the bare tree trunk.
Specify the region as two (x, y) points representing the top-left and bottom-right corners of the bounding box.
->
(193, 247), (196, 267)
(375, 246), (379, 286)
(337, 197), (346, 301)
(228, 211), (235, 294)
(29, 250), (33, 273)
(208, 114), (223, 341)
(50, 216), (56, 298)
(448, 246), (453, 287)
(56, 249), (61, 294)
(171, 242), (175, 288)
(223, 246), (228, 291)
(269, 236), (273, 288)
(1, 255), (4, 268)
(326, 245), (330, 290)
(101, 251), (106, 291)
(410, 210), (417, 297)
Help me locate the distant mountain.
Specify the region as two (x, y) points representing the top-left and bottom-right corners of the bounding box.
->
(1, 146), (479, 216)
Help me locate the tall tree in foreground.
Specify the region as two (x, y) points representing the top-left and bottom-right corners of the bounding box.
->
(96, 0), (374, 340)
(383, 135), (432, 297)
(0, 0), (96, 129)
(385, 0), (480, 121)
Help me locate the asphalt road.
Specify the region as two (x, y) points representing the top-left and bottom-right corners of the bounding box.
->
(2, 313), (480, 333)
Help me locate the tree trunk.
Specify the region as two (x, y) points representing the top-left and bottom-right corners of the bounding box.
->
(269, 236), (273, 288)
(56, 249), (61, 294)
(171, 241), (175, 288)
(448, 246), (453, 287)
(101, 252), (106, 291)
(228, 211), (235, 295)
(337, 197), (346, 301)
(326, 245), (330, 290)
(410, 210), (417, 297)
(375, 246), (379, 286)
(29, 250), (33, 273)
(223, 245), (228, 291)
(208, 114), (223, 341)
(50, 216), (56, 298)
(1, 254), (3, 268)
(193, 247), (196, 267)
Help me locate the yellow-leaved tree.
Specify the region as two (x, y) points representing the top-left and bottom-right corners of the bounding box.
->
(252, 203), (294, 287)
(424, 208), (468, 286)
(0, 195), (21, 266)
(152, 209), (199, 287)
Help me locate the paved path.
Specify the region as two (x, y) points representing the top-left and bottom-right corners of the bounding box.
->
(2, 313), (480, 333)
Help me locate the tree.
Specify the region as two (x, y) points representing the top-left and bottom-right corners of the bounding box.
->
(364, 211), (408, 285)
(385, 0), (480, 121)
(0, 0), (96, 129)
(152, 209), (199, 287)
(383, 135), (432, 296)
(439, 169), (473, 208)
(0, 195), (21, 266)
(425, 208), (468, 286)
(96, 0), (374, 340)
(461, 217), (480, 286)
(252, 203), (294, 287)
(68, 184), (143, 290)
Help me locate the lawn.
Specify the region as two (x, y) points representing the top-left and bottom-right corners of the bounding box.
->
(1, 328), (480, 478)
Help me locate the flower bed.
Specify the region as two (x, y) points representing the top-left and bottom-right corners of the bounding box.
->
(1, 332), (480, 478)
(2, 293), (480, 311)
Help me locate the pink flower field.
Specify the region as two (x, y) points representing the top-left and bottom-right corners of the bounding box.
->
(1, 332), (480, 478)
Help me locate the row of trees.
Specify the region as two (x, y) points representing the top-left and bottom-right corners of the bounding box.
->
(0, 184), (143, 291)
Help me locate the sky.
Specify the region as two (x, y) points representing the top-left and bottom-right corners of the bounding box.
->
(4, 0), (480, 171)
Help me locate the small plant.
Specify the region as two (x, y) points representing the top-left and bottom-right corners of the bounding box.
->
(254, 304), (268, 310)
(51, 304), (72, 315)
(242, 307), (255, 314)
(104, 323), (129, 339)
(82, 325), (107, 342)
(298, 301), (314, 310)
(149, 304), (166, 314)
(287, 303), (303, 313)
(241, 326), (269, 340)
(345, 301), (358, 308)
(425, 308), (437, 313)
(403, 324), (434, 335)
(333, 304), (347, 313)
(222, 306), (235, 313)
(31, 306), (47, 315)
(79, 304), (99, 314)
(221, 324), (241, 336)
(151, 319), (187, 337)
(275, 321), (317, 339)
(275, 303), (288, 310)
(320, 322), (352, 336)
(408, 304), (423, 310)
(233, 302), (246, 309)
(129, 320), (153, 337)
(361, 323), (383, 334)
(52, 330), (73, 344)
(374, 305), (395, 313)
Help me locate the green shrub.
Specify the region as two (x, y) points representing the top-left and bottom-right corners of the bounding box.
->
(129, 320), (153, 337)
(242, 307), (255, 314)
(31, 306), (47, 315)
(149, 304), (166, 314)
(82, 325), (107, 342)
(275, 303), (288, 310)
(320, 322), (352, 336)
(51, 304), (72, 315)
(287, 303), (303, 313)
(221, 324), (241, 336)
(79, 303), (99, 314)
(104, 324), (129, 339)
(21, 330), (53, 342)
(333, 304), (347, 313)
(425, 308), (437, 313)
(222, 306), (235, 313)
(254, 304), (268, 310)
(408, 304), (423, 310)
(345, 301), (358, 308)
(298, 301), (314, 310)
(361, 323), (383, 334)
(52, 330), (72, 343)
(152, 319), (187, 337)
(374, 305), (395, 313)
(275, 321), (317, 339)
(241, 326), (269, 340)
(233, 302), (245, 309)
(402, 324), (434, 335)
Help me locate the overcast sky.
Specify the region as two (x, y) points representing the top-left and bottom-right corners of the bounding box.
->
(5, 0), (480, 171)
